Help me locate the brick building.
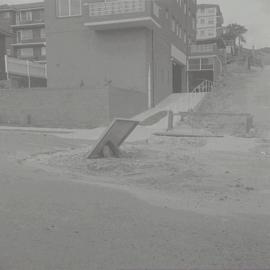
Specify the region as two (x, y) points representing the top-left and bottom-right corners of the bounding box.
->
(45, 0), (196, 110)
(0, 19), (12, 81)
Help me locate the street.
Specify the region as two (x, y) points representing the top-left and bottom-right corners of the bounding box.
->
(0, 66), (270, 270)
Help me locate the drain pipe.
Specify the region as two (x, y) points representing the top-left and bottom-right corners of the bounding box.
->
(185, 0), (189, 93)
(148, 29), (154, 109)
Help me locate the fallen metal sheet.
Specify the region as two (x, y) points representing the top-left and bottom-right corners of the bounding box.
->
(87, 118), (139, 159)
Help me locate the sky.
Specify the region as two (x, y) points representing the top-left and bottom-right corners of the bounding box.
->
(1, 0), (270, 49)
(198, 0), (270, 49)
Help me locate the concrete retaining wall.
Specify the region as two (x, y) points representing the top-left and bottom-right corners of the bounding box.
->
(0, 86), (147, 128)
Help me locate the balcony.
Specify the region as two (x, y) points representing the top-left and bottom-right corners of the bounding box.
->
(5, 56), (47, 79)
(190, 43), (217, 55)
(84, 0), (161, 31)
(11, 21), (45, 29)
(188, 57), (214, 71)
(12, 39), (46, 47)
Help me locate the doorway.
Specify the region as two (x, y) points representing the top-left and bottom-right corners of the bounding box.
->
(172, 61), (183, 93)
(188, 70), (214, 90)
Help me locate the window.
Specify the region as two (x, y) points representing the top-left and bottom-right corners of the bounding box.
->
(153, 2), (160, 18)
(192, 17), (196, 29)
(19, 48), (34, 57)
(171, 17), (176, 32)
(208, 20), (214, 25)
(41, 47), (46, 56)
(208, 8), (215, 14)
(179, 25), (182, 38)
(6, 48), (11, 56)
(21, 30), (33, 41)
(40, 28), (46, 39)
(36, 10), (44, 21)
(188, 59), (200, 70)
(165, 9), (169, 19)
(20, 11), (32, 22)
(57, 0), (82, 17)
(200, 18), (205, 24)
(17, 30), (33, 42)
(201, 57), (214, 69)
(199, 30), (205, 37)
(2, 12), (10, 19)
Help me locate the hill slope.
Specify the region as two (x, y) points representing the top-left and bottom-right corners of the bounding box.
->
(186, 63), (270, 137)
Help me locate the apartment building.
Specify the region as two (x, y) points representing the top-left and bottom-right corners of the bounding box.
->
(0, 2), (46, 63)
(45, 0), (196, 109)
(196, 4), (223, 41)
(188, 3), (225, 89)
(0, 19), (12, 81)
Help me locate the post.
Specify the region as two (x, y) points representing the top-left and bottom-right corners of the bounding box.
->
(167, 110), (174, 131)
(27, 60), (31, 88)
(147, 64), (152, 109)
(185, 0), (189, 92)
(4, 55), (9, 80)
(45, 63), (47, 79)
(246, 115), (253, 134)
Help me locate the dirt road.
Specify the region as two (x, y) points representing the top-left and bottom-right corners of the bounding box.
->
(0, 131), (270, 270)
(245, 66), (270, 136)
(0, 65), (270, 270)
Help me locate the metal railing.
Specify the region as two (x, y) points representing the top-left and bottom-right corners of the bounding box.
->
(88, 0), (146, 17)
(188, 57), (214, 71)
(190, 43), (216, 54)
(192, 80), (214, 93)
(14, 19), (45, 25)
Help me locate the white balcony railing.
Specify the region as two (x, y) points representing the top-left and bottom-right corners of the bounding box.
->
(88, 0), (146, 17)
(188, 57), (214, 71)
(191, 43), (216, 54)
(5, 55), (47, 79)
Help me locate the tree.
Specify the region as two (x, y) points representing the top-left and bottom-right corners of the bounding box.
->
(222, 23), (248, 53)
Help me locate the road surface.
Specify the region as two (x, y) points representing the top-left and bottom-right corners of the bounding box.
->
(0, 66), (270, 270)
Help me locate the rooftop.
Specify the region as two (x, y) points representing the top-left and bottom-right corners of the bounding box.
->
(197, 4), (222, 16)
(0, 1), (44, 11)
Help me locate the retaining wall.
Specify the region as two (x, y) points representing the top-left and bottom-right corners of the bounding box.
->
(0, 86), (147, 128)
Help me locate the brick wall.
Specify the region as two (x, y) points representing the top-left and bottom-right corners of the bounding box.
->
(0, 86), (147, 128)
(0, 87), (109, 128)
